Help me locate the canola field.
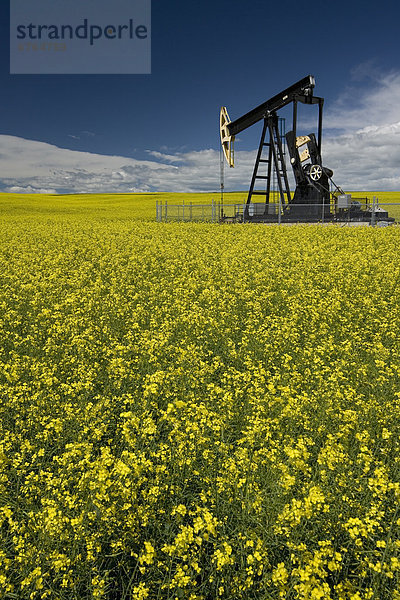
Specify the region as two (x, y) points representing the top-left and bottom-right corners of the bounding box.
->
(1, 193), (400, 600)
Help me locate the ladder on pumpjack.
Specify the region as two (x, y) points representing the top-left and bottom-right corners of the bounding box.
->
(246, 114), (291, 219)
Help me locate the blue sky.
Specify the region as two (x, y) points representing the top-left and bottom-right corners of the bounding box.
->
(2, 0), (400, 193)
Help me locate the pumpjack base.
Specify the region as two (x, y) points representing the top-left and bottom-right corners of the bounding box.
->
(229, 205), (395, 225)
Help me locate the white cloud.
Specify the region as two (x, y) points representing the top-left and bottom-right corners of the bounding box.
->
(0, 135), (176, 193)
(2, 69), (400, 194)
(0, 135), (254, 194)
(319, 70), (400, 190)
(322, 123), (400, 190)
(323, 70), (400, 134)
(5, 185), (58, 194)
(145, 150), (185, 163)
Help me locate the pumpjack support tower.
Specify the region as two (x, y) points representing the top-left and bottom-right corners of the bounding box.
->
(220, 75), (393, 223)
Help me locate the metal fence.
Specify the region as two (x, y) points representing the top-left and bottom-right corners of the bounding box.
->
(156, 199), (223, 223)
(156, 197), (400, 225)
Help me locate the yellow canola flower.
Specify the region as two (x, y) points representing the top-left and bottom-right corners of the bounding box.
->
(131, 582), (149, 599)
(1, 204), (400, 599)
(139, 542), (156, 566)
(213, 542), (234, 571)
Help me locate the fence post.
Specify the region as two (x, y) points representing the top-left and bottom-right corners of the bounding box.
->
(182, 198), (185, 222)
(190, 202), (192, 221)
(212, 199), (215, 223)
(165, 201), (168, 222)
(321, 200), (324, 224)
(278, 197), (282, 225)
(371, 196), (376, 227)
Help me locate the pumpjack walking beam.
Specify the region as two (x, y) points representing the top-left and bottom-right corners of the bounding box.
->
(220, 75), (323, 169)
(228, 75), (316, 137)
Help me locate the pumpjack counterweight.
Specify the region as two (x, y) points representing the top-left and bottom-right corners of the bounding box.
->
(219, 75), (394, 224)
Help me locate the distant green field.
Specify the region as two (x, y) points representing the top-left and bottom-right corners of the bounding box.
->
(1, 191), (399, 222)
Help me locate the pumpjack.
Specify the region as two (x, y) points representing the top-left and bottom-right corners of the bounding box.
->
(220, 75), (394, 223)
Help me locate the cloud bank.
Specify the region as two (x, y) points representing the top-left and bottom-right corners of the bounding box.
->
(2, 69), (400, 193)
